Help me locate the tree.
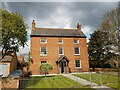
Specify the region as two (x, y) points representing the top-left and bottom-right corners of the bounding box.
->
(88, 7), (120, 69)
(40, 63), (53, 77)
(0, 9), (27, 59)
(88, 31), (106, 69)
(98, 7), (120, 67)
(99, 7), (119, 55)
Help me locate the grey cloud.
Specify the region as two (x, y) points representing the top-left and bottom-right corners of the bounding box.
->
(2, 2), (118, 32)
(2, 2), (118, 54)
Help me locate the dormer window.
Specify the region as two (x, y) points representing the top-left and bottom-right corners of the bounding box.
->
(40, 38), (47, 44)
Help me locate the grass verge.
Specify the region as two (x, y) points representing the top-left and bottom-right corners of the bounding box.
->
(24, 75), (93, 89)
(73, 73), (118, 89)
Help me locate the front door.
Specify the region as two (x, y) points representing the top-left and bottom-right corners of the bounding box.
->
(61, 61), (66, 73)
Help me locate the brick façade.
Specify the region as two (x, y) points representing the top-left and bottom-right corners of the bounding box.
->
(30, 20), (89, 75)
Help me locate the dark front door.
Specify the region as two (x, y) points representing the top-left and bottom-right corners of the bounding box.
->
(61, 61), (66, 73)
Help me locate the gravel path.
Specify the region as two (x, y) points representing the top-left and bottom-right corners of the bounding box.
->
(62, 73), (116, 90)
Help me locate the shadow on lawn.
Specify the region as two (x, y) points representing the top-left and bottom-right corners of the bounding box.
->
(19, 75), (56, 89)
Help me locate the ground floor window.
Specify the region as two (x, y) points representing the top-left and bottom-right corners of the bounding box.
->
(75, 60), (81, 68)
(41, 61), (46, 64)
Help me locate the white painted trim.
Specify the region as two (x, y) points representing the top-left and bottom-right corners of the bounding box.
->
(73, 39), (79, 44)
(40, 47), (47, 56)
(58, 38), (63, 44)
(74, 47), (80, 55)
(58, 47), (64, 55)
(40, 37), (47, 44)
(74, 60), (81, 68)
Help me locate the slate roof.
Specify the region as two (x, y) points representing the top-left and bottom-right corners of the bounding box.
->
(1, 56), (12, 62)
(0, 51), (15, 62)
(31, 28), (86, 38)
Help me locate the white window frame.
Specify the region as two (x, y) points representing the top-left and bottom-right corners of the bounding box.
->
(74, 47), (80, 55)
(75, 60), (81, 68)
(40, 38), (47, 44)
(40, 47), (47, 56)
(41, 61), (47, 64)
(58, 38), (63, 44)
(58, 47), (64, 55)
(74, 39), (79, 44)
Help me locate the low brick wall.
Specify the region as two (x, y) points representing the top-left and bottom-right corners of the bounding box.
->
(1, 77), (19, 89)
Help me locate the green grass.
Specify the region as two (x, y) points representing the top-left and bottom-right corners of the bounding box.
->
(73, 73), (119, 89)
(24, 75), (93, 89)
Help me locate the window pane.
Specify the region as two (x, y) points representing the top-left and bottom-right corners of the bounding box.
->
(74, 47), (79, 54)
(74, 39), (79, 44)
(75, 60), (80, 67)
(41, 38), (46, 43)
(41, 47), (46, 55)
(41, 61), (46, 64)
(58, 39), (63, 43)
(59, 47), (63, 54)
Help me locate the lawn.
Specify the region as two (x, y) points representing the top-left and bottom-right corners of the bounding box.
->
(73, 73), (119, 89)
(24, 75), (93, 89)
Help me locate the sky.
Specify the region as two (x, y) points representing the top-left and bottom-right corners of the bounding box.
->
(1, 1), (119, 55)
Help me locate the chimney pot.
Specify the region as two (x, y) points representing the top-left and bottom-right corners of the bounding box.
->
(77, 23), (81, 30)
(32, 20), (36, 30)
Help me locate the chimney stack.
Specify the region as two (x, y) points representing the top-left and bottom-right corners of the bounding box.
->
(77, 23), (81, 30)
(32, 20), (36, 30)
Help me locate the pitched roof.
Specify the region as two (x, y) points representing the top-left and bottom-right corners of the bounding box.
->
(31, 28), (86, 38)
(1, 55), (13, 62)
(56, 55), (69, 63)
(0, 51), (15, 62)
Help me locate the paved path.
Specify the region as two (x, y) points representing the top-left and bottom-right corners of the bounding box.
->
(62, 73), (116, 90)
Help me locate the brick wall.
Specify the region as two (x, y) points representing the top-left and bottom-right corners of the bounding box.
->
(1, 77), (19, 89)
(10, 53), (17, 73)
(30, 37), (89, 74)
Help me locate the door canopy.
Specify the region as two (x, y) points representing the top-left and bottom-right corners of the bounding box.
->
(56, 55), (69, 64)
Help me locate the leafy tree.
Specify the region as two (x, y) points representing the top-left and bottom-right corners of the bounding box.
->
(40, 63), (53, 77)
(0, 9), (27, 59)
(99, 7), (119, 55)
(98, 7), (120, 67)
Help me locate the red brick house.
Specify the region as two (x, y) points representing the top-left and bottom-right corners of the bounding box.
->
(30, 20), (89, 75)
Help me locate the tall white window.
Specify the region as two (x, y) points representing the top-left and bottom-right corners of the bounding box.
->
(40, 38), (47, 43)
(59, 47), (63, 55)
(74, 39), (79, 44)
(58, 38), (63, 44)
(74, 47), (80, 55)
(75, 60), (81, 68)
(40, 47), (47, 56)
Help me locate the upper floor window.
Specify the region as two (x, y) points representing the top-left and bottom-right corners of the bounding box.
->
(75, 60), (81, 68)
(40, 47), (47, 56)
(58, 38), (63, 44)
(74, 47), (80, 55)
(74, 39), (79, 44)
(40, 38), (47, 44)
(59, 47), (63, 55)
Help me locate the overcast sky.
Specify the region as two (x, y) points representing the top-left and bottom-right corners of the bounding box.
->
(1, 1), (118, 55)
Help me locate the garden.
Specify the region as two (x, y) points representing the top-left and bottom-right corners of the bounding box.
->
(73, 72), (119, 89)
(20, 75), (93, 89)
